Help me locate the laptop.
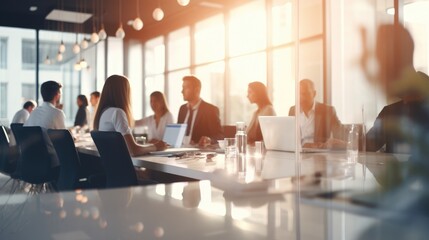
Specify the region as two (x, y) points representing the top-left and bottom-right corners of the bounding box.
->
(259, 116), (328, 153)
(150, 124), (199, 155)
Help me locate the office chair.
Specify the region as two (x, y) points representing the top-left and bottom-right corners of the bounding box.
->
(13, 126), (59, 193)
(47, 129), (92, 191)
(91, 131), (141, 188)
(0, 126), (18, 175)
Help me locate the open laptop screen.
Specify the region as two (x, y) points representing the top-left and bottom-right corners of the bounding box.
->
(162, 124), (187, 148)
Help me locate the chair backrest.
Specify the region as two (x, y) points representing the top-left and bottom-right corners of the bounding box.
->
(0, 126), (11, 173)
(47, 129), (81, 191)
(90, 131), (138, 188)
(10, 123), (23, 143)
(14, 126), (57, 184)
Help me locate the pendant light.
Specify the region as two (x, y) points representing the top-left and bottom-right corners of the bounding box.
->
(153, 0), (164, 21)
(73, 33), (80, 54)
(81, 37), (89, 49)
(98, 0), (107, 40)
(133, 0), (143, 30)
(56, 51), (63, 62)
(58, 0), (66, 53)
(116, 0), (125, 38)
(177, 0), (190, 6)
(91, 0), (99, 43)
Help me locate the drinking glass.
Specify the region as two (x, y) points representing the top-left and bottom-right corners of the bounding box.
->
(224, 138), (236, 174)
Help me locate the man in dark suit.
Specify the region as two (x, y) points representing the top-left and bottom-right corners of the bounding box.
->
(289, 79), (344, 149)
(364, 24), (429, 154)
(178, 76), (223, 147)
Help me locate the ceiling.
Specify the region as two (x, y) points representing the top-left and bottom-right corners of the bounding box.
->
(0, 0), (246, 41)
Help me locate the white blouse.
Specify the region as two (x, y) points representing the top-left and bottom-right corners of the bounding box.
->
(135, 111), (174, 140)
(98, 107), (132, 135)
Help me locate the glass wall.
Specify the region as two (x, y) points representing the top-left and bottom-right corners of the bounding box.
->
(141, 0), (324, 126)
(0, 26), (106, 127)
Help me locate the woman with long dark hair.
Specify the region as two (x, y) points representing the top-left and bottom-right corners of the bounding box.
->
(74, 94), (89, 127)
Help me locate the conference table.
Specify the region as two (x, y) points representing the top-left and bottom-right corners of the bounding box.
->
(1, 135), (427, 239)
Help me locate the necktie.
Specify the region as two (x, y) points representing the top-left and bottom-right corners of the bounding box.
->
(186, 108), (194, 136)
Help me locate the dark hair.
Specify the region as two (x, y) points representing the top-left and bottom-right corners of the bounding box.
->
(248, 81), (272, 107)
(182, 75), (202, 90)
(376, 24), (414, 67)
(23, 101), (35, 109)
(90, 91), (100, 98)
(77, 95), (89, 107)
(41, 81), (62, 102)
(150, 91), (169, 114)
(94, 75), (133, 130)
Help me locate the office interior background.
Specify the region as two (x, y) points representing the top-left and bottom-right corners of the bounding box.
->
(0, 0), (428, 130)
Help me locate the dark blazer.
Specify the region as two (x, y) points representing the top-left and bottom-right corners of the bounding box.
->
(366, 100), (429, 153)
(289, 102), (343, 143)
(178, 100), (224, 144)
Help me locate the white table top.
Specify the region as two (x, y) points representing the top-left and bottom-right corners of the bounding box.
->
(0, 179), (427, 240)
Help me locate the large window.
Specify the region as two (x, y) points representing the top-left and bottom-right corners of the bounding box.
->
(141, 0), (325, 125)
(0, 38), (6, 69)
(144, 36), (166, 117)
(194, 14), (225, 64)
(168, 27), (190, 71)
(0, 83), (6, 118)
(21, 83), (36, 101)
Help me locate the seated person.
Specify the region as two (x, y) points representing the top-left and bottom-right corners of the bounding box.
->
(177, 75), (224, 147)
(93, 75), (166, 156)
(11, 100), (36, 124)
(25, 81), (65, 129)
(289, 79), (345, 149)
(24, 80), (65, 176)
(89, 91), (100, 130)
(246, 81), (276, 145)
(135, 91), (174, 142)
(365, 24), (429, 154)
(74, 94), (90, 128)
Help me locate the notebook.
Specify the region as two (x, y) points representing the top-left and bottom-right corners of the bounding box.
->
(150, 124), (199, 155)
(258, 116), (328, 153)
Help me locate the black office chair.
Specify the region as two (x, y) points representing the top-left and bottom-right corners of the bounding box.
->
(47, 129), (92, 191)
(10, 123), (23, 141)
(13, 126), (59, 192)
(91, 131), (141, 188)
(0, 126), (18, 175)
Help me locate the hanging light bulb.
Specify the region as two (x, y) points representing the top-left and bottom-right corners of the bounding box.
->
(73, 42), (80, 54)
(59, 40), (66, 53)
(44, 55), (51, 65)
(116, 24), (125, 39)
(98, 28), (107, 40)
(56, 52), (63, 62)
(91, 32), (100, 43)
(80, 58), (88, 68)
(74, 62), (82, 71)
(177, 0), (190, 6)
(153, 8), (164, 21)
(81, 38), (89, 49)
(133, 17), (143, 31)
